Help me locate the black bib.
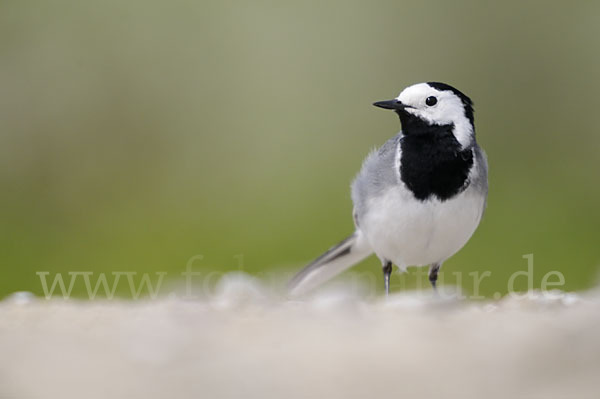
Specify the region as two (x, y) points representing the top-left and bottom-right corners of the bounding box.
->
(399, 122), (473, 202)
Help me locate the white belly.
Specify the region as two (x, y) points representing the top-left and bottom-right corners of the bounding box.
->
(360, 185), (485, 269)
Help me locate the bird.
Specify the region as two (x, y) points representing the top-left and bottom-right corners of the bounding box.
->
(289, 82), (488, 296)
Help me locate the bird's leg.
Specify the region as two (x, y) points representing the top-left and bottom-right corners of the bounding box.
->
(428, 263), (441, 294)
(382, 261), (393, 296)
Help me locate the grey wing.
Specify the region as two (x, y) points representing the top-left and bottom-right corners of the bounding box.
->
(472, 143), (488, 196)
(472, 143), (489, 215)
(350, 133), (401, 228)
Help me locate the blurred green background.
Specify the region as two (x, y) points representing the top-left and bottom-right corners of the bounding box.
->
(1, 0), (599, 299)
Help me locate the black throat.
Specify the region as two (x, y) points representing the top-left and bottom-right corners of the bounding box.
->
(397, 111), (473, 202)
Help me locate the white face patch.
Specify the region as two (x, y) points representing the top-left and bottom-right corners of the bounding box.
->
(396, 83), (473, 149)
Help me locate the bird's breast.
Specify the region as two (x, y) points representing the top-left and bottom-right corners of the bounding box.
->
(361, 183), (485, 268)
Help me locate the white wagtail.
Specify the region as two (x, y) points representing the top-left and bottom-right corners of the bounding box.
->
(289, 82), (488, 296)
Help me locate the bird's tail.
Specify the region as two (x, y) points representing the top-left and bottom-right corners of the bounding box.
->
(288, 232), (372, 297)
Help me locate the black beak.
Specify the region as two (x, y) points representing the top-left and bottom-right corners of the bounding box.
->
(373, 99), (406, 110)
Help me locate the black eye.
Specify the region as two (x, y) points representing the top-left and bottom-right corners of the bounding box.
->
(425, 96), (437, 106)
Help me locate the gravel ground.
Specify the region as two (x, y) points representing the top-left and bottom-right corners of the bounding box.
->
(0, 275), (599, 399)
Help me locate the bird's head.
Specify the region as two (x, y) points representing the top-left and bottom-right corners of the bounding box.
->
(374, 82), (475, 148)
